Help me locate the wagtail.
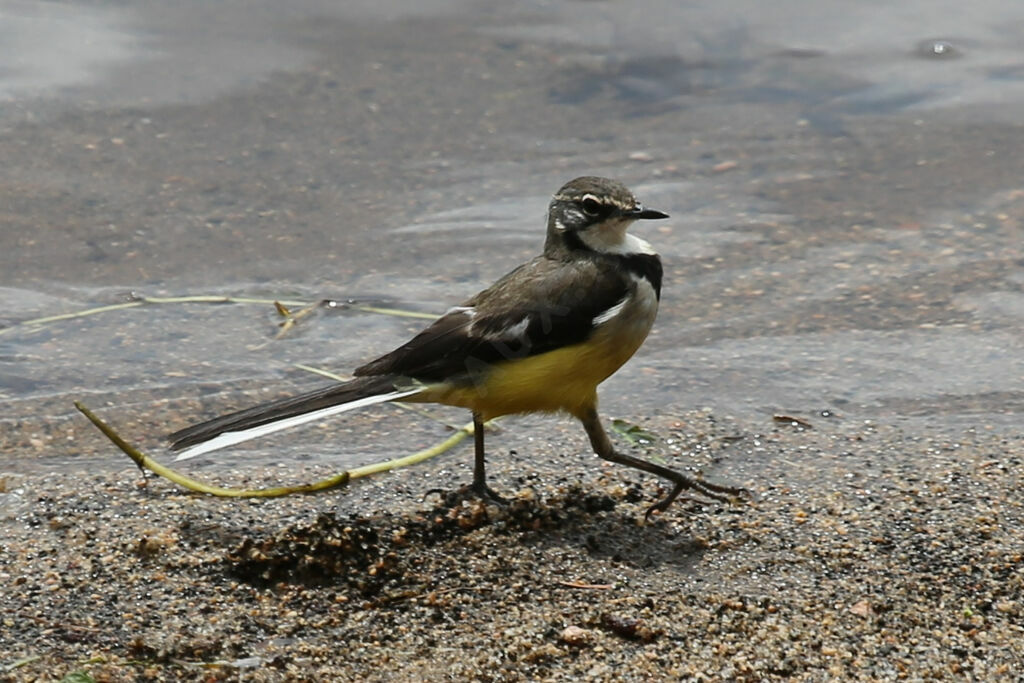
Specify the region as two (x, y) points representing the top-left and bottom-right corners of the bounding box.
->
(169, 176), (741, 517)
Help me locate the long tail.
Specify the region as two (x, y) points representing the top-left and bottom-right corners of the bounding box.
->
(168, 375), (421, 461)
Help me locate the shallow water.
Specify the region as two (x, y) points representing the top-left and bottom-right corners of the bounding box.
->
(2, 0), (1023, 472)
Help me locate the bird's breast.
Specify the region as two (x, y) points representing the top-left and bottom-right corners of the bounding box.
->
(426, 277), (659, 419)
(596, 275), (659, 348)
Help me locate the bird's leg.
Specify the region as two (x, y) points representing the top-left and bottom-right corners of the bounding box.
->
(577, 405), (745, 520)
(470, 411), (507, 503)
(426, 412), (507, 506)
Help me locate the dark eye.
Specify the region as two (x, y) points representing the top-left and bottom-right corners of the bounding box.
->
(580, 195), (602, 217)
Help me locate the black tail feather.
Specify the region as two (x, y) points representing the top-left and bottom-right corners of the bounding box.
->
(168, 375), (401, 451)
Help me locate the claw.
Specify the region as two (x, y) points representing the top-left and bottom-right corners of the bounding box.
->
(425, 481), (509, 507)
(643, 477), (747, 521)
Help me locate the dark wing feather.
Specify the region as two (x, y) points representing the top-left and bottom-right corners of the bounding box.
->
(354, 255), (630, 383)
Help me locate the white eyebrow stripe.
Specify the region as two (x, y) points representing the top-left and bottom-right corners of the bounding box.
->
(445, 305), (476, 318)
(592, 297), (628, 326)
(552, 193), (634, 212)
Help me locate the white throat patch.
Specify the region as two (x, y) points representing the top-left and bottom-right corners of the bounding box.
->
(577, 219), (656, 256)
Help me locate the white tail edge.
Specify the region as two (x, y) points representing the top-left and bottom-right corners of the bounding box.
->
(173, 388), (422, 461)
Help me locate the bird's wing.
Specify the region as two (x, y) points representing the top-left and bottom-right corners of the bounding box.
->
(354, 256), (631, 383)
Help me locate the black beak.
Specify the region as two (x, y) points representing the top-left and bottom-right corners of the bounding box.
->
(625, 205), (669, 220)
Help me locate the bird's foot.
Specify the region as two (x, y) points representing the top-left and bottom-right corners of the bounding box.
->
(644, 476), (750, 521)
(425, 480), (509, 508)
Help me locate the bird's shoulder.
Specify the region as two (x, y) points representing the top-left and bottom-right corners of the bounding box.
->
(354, 254), (639, 381)
(468, 253), (625, 318)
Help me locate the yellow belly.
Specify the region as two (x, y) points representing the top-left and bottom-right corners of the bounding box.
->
(420, 327), (646, 419)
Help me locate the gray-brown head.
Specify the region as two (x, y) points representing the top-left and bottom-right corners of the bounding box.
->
(545, 176), (668, 257)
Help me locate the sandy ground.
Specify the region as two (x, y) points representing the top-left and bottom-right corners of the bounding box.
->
(3, 407), (1022, 681)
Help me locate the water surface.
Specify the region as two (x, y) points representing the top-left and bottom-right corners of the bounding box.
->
(2, 0), (1023, 473)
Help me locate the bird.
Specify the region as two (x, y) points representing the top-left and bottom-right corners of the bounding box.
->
(168, 176), (742, 517)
